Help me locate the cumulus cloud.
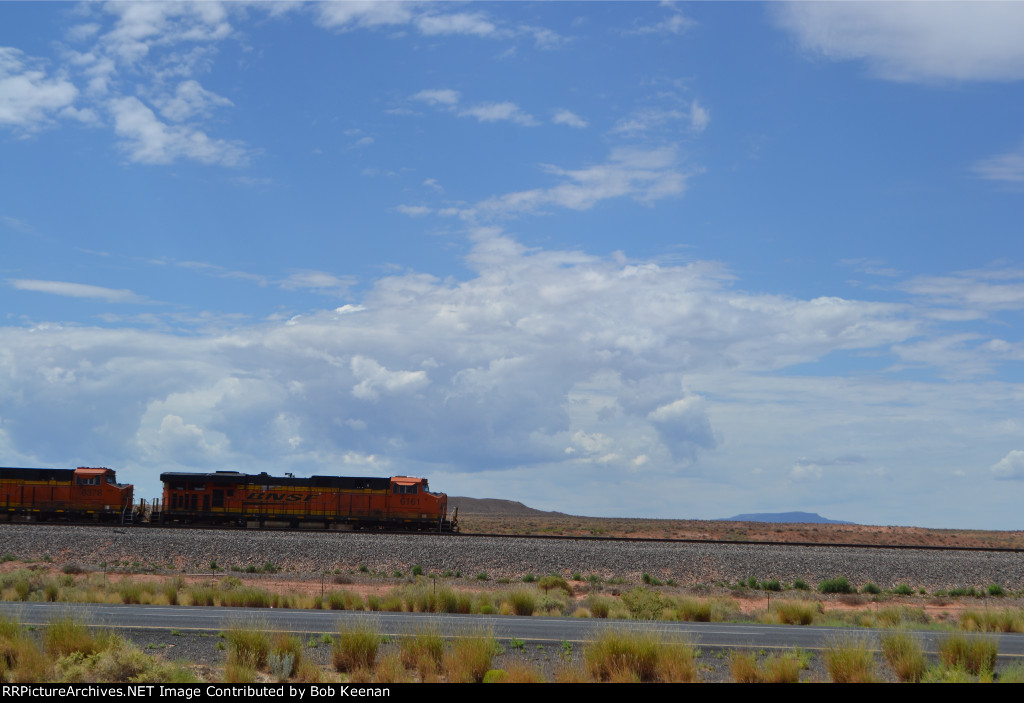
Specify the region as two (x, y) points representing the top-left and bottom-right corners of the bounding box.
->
(0, 230), (930, 488)
(0, 47), (78, 129)
(774, 2), (1024, 82)
(152, 79), (233, 122)
(552, 108), (587, 129)
(110, 96), (249, 166)
(991, 450), (1024, 480)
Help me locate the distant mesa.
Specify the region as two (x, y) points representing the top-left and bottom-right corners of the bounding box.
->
(448, 497), (567, 517)
(718, 511), (853, 525)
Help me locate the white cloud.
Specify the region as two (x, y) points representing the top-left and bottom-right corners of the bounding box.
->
(689, 100), (709, 132)
(991, 450), (1024, 480)
(774, 2), (1024, 82)
(351, 355), (429, 401)
(8, 278), (147, 304)
(396, 205), (432, 217)
(110, 96), (249, 166)
(458, 101), (537, 126)
(280, 271), (354, 296)
(552, 108), (587, 129)
(153, 79), (233, 122)
(410, 88), (460, 106)
(415, 12), (497, 38)
(626, 8), (695, 36)
(474, 146), (692, 216)
(0, 47), (78, 128)
(316, 1), (417, 31)
(972, 141), (1024, 183)
(611, 107), (689, 135)
(902, 270), (1024, 311)
(4, 231), (1023, 524)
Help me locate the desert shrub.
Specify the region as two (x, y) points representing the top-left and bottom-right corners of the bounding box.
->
(873, 606), (930, 628)
(791, 578), (810, 591)
(325, 590), (363, 611)
(538, 574), (572, 595)
(500, 660), (547, 683)
(960, 608), (1024, 633)
(587, 595), (612, 619)
(224, 621), (271, 671)
(880, 630), (926, 683)
(938, 632), (998, 675)
(641, 573), (664, 587)
(818, 576), (854, 594)
(399, 626), (444, 682)
(673, 597), (713, 622)
(730, 651), (801, 683)
(987, 583), (1006, 597)
(585, 630), (696, 683)
(622, 586), (664, 620)
(188, 585), (218, 606)
(44, 615), (106, 657)
(443, 629), (499, 683)
(770, 600), (818, 626)
(893, 583), (914, 596)
(270, 632), (303, 679)
(333, 621), (381, 672)
(861, 582), (881, 595)
(371, 652), (413, 683)
(221, 587), (273, 608)
(824, 636), (876, 683)
(730, 651), (760, 683)
(506, 589), (537, 616)
(999, 662), (1024, 683)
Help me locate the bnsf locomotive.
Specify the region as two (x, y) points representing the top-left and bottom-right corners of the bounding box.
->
(159, 471), (455, 531)
(0, 466), (134, 523)
(0, 466), (456, 532)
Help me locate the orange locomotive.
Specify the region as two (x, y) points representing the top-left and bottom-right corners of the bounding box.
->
(159, 471), (457, 531)
(0, 466), (135, 522)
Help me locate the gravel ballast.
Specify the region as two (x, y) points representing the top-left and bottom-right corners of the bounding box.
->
(2, 524), (1022, 590)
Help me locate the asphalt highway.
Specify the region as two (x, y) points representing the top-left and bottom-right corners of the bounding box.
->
(4, 601), (1024, 658)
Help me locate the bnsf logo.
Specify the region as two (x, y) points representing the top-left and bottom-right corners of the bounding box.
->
(247, 492), (320, 502)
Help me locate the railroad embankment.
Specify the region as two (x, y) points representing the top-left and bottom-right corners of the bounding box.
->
(0, 524), (1021, 589)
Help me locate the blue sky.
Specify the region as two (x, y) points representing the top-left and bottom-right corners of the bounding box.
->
(2, 2), (1023, 528)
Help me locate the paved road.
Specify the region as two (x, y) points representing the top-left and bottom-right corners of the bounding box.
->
(4, 601), (1024, 657)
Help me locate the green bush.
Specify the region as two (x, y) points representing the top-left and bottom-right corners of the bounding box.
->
(861, 582), (881, 595)
(622, 586), (664, 620)
(818, 577), (854, 594)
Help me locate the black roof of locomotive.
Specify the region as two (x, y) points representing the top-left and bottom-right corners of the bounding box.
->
(0, 467), (78, 481)
(159, 471), (391, 490)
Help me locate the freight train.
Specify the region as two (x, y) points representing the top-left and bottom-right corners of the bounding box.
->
(0, 466), (457, 532)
